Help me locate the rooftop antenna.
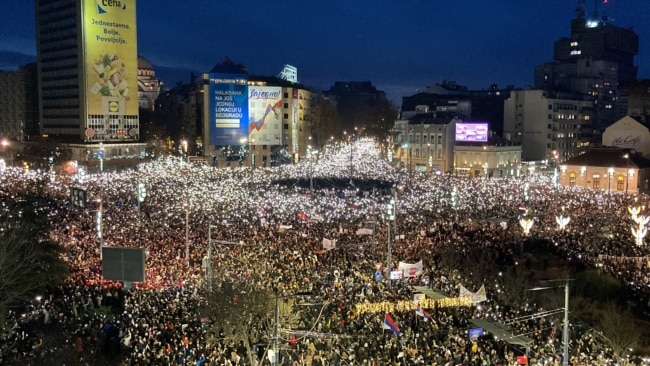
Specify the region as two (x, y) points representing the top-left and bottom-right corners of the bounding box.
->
(576, 0), (585, 19)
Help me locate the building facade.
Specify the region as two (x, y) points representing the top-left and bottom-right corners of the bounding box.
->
(503, 89), (593, 162)
(453, 143), (522, 178)
(0, 63), (39, 141)
(392, 115), (457, 173)
(137, 56), (161, 111)
(534, 6), (639, 131)
(558, 148), (650, 194)
(35, 0), (139, 143)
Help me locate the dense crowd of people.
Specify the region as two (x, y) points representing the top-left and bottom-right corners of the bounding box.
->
(0, 139), (649, 365)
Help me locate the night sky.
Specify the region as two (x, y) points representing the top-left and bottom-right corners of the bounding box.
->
(1, 0), (649, 104)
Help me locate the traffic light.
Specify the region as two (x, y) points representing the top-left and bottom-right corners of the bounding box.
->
(137, 182), (146, 202)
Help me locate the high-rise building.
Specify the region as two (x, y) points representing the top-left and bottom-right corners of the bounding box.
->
(0, 63), (39, 141)
(35, 0), (139, 143)
(503, 89), (593, 162)
(534, 2), (639, 131)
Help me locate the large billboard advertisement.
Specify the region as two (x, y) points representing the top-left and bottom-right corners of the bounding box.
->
(83, 0), (138, 116)
(209, 74), (248, 145)
(248, 86), (282, 145)
(455, 123), (488, 142)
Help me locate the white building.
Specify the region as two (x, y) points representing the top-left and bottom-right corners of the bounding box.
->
(602, 116), (650, 158)
(503, 89), (593, 162)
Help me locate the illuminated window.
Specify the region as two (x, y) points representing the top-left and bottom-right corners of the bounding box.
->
(569, 173), (576, 186)
(617, 176), (624, 191)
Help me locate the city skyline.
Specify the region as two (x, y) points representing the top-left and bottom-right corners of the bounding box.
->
(1, 0), (649, 104)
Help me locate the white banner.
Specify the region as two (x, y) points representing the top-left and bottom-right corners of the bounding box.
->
(356, 228), (373, 236)
(397, 260), (423, 278)
(322, 238), (336, 251)
(459, 284), (487, 304)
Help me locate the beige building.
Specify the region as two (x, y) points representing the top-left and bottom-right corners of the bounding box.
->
(392, 115), (457, 173)
(558, 148), (650, 194)
(454, 143), (522, 178)
(602, 116), (650, 157)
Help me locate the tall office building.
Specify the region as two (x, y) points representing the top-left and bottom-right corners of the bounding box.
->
(534, 1), (639, 131)
(36, 0), (139, 143)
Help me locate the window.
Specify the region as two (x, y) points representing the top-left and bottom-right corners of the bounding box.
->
(592, 175), (600, 189)
(283, 113), (288, 119)
(548, 104), (553, 110)
(548, 114), (552, 120)
(283, 123), (289, 130)
(569, 173), (576, 186)
(284, 103), (288, 108)
(283, 92), (288, 98)
(617, 176), (624, 191)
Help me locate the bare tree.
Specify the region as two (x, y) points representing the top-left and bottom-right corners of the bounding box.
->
(201, 282), (303, 365)
(593, 302), (640, 365)
(0, 197), (68, 334)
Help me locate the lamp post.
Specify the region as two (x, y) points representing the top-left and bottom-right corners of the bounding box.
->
(96, 195), (104, 258)
(183, 202), (190, 261)
(272, 291), (313, 366)
(528, 279), (571, 366)
(624, 153), (630, 194)
(206, 225), (249, 291)
(608, 167), (614, 192)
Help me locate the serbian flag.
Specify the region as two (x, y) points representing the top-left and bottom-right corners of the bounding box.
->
(382, 313), (400, 335)
(415, 306), (430, 321)
(298, 212), (309, 221)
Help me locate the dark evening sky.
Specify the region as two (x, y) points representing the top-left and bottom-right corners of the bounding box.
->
(1, 0), (648, 104)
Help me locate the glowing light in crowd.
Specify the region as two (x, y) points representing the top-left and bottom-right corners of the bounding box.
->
(631, 215), (650, 246)
(519, 217), (534, 236)
(628, 205), (642, 222)
(555, 215), (570, 231)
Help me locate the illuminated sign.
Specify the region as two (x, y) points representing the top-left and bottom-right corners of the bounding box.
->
(209, 74), (248, 145)
(248, 86), (282, 145)
(83, 0), (138, 116)
(455, 123), (488, 142)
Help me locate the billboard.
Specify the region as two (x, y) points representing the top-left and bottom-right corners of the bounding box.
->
(248, 86), (282, 145)
(209, 74), (249, 145)
(455, 123), (488, 142)
(101, 247), (146, 282)
(83, 0), (138, 116)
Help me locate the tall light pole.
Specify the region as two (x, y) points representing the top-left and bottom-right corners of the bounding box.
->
(608, 167), (614, 192)
(624, 153), (630, 194)
(184, 202), (189, 261)
(528, 279), (571, 366)
(272, 291), (312, 366)
(96, 195), (104, 258)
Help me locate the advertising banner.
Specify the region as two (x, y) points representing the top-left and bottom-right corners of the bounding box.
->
(83, 0), (138, 116)
(248, 86), (282, 145)
(455, 123), (488, 142)
(209, 73), (249, 145)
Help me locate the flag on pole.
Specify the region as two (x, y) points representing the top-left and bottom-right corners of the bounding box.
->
(415, 306), (430, 321)
(382, 313), (400, 335)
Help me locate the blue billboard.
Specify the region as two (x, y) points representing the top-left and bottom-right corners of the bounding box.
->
(209, 73), (249, 145)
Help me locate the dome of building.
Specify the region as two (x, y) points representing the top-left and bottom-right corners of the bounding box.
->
(138, 56), (154, 70)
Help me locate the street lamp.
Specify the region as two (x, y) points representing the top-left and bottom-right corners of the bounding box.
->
(624, 154), (630, 194)
(608, 167), (614, 192)
(527, 280), (572, 366)
(183, 202), (190, 261)
(271, 291), (313, 366)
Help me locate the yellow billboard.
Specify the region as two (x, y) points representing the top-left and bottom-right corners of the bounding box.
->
(83, 0), (138, 116)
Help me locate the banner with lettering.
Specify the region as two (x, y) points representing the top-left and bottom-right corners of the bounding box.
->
(397, 260), (423, 278)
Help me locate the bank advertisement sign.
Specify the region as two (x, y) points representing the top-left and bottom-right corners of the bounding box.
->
(83, 0), (138, 116)
(209, 74), (249, 145)
(248, 86), (282, 146)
